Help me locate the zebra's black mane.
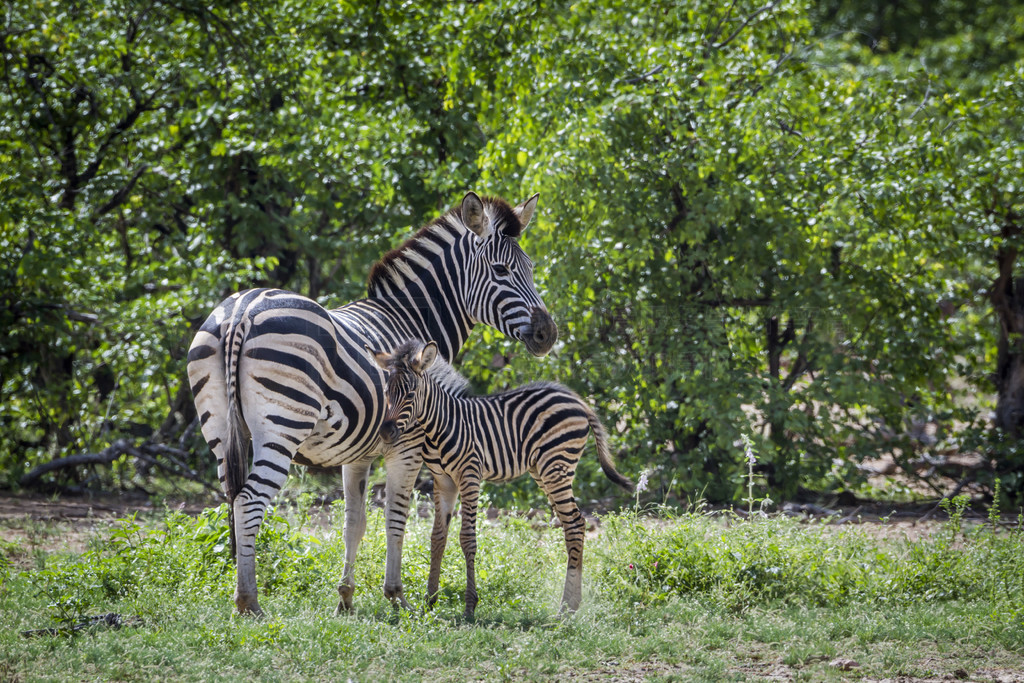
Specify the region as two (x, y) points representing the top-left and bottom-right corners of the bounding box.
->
(366, 196), (523, 295)
(366, 215), (457, 295)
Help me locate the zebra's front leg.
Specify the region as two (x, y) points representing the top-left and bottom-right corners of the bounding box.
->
(456, 474), (482, 620)
(427, 473), (458, 609)
(535, 467), (585, 613)
(337, 461), (371, 614)
(382, 443), (423, 610)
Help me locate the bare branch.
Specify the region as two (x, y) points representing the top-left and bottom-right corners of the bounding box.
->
(20, 439), (131, 487)
(92, 163), (151, 219)
(130, 445), (219, 493)
(77, 88), (161, 190)
(64, 308), (99, 325)
(623, 64), (666, 85)
(705, 0), (740, 46)
(713, 0), (784, 50)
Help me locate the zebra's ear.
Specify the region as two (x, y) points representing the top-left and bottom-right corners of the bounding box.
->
(461, 192), (489, 238)
(413, 341), (439, 374)
(512, 193), (539, 231)
(367, 345), (391, 370)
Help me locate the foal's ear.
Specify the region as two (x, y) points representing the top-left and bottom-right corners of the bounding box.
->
(367, 345), (391, 370)
(413, 341), (439, 374)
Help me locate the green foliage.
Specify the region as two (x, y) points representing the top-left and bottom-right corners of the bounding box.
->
(457, 0), (1024, 502)
(596, 509), (1024, 620)
(3, 0), (1024, 501)
(0, 0), (484, 488)
(25, 508), (230, 624)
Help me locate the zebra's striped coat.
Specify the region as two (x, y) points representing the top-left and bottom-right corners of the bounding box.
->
(187, 192), (556, 615)
(375, 339), (633, 618)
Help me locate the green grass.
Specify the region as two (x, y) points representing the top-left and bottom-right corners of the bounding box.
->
(1, 501), (1022, 682)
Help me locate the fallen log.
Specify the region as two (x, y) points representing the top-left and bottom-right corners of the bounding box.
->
(18, 439), (218, 493)
(19, 439), (132, 488)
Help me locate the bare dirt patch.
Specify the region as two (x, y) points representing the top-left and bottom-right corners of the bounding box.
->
(0, 492), (174, 523)
(0, 492), (986, 555)
(0, 492), (211, 567)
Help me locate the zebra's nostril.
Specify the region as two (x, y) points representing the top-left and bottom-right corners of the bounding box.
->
(528, 307), (557, 354)
(381, 421), (399, 443)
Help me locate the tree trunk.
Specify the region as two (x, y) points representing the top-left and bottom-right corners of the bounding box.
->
(992, 220), (1024, 437)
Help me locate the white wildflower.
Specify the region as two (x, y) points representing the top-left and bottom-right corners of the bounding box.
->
(741, 434), (756, 466)
(636, 469), (651, 495)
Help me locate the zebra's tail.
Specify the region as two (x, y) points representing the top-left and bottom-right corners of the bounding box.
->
(223, 313), (251, 561)
(587, 409), (634, 492)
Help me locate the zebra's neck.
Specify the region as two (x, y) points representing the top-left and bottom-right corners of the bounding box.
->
(418, 374), (471, 446)
(366, 219), (475, 361)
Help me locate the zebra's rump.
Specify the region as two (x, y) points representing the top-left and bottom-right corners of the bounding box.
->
(190, 288), (398, 469)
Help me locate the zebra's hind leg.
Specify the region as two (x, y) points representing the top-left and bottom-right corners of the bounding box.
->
(426, 473), (458, 609)
(337, 462), (370, 614)
(233, 440), (294, 616)
(382, 442), (423, 610)
(456, 472), (482, 620)
(534, 463), (585, 614)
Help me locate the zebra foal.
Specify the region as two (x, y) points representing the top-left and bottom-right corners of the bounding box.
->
(374, 339), (633, 618)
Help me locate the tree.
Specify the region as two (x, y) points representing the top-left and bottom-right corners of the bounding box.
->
(453, 0), (1023, 503)
(0, 0), (483, 488)
(3, 0), (1022, 504)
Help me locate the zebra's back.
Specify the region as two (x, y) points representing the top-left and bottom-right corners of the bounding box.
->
(425, 382), (593, 483)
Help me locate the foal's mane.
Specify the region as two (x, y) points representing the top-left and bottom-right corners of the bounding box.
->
(390, 338), (471, 397)
(424, 355), (472, 397)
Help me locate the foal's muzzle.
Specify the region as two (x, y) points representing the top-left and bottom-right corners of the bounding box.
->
(380, 420), (400, 445)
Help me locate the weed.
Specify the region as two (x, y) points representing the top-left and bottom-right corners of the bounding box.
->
(939, 494), (970, 539)
(990, 478), (1003, 526)
(0, 506), (1021, 681)
(740, 434), (772, 516)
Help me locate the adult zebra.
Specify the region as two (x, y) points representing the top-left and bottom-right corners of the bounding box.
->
(186, 192), (556, 616)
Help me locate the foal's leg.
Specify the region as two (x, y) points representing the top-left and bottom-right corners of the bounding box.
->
(337, 461), (371, 614)
(456, 469), (482, 620)
(533, 458), (585, 613)
(381, 439), (423, 610)
(427, 473), (458, 609)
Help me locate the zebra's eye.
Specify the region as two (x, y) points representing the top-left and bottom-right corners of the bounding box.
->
(492, 263), (510, 277)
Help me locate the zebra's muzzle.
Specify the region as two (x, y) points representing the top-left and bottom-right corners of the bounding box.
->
(523, 307), (557, 356)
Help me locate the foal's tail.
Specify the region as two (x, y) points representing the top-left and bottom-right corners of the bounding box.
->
(587, 409), (634, 492)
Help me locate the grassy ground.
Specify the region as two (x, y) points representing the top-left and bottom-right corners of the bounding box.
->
(0, 497), (1022, 682)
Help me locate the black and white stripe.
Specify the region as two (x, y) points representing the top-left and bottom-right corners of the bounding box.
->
(187, 192), (556, 615)
(374, 338), (632, 618)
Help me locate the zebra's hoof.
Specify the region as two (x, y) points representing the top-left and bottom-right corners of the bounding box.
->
(235, 597), (263, 617)
(337, 583), (356, 615)
(383, 586), (410, 611)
